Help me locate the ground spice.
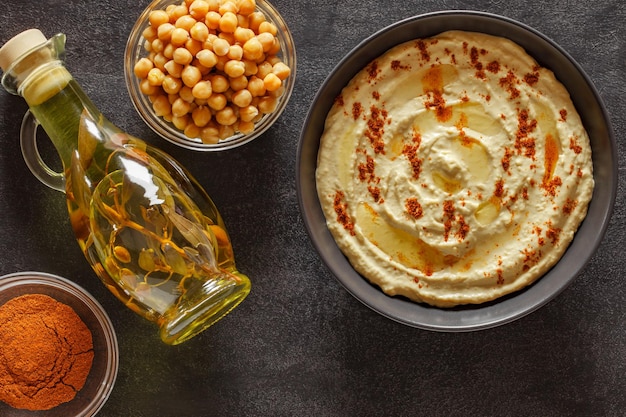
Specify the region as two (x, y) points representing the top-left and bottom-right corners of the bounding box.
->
(0, 294), (94, 411)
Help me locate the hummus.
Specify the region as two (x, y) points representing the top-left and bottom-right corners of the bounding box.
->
(316, 31), (594, 307)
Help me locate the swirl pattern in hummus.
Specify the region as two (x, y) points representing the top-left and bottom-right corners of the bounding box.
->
(316, 31), (594, 307)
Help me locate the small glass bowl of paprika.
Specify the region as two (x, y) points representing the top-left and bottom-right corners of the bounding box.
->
(0, 271), (119, 417)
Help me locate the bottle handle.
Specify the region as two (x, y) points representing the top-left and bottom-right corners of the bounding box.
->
(20, 110), (66, 193)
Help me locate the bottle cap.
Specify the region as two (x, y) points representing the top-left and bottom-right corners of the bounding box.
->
(0, 29), (48, 72)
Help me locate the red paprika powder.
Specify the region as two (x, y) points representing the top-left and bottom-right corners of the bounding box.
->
(0, 293), (94, 410)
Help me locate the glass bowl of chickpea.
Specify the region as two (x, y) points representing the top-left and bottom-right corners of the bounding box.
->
(125, 0), (296, 151)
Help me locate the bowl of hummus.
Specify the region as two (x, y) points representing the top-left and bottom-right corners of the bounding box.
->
(297, 11), (616, 331)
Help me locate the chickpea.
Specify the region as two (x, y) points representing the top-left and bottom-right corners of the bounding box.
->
(272, 62), (291, 80)
(210, 74), (230, 93)
(134, 58), (154, 78)
(256, 61), (273, 79)
(163, 43), (175, 59)
(152, 53), (168, 71)
(239, 105), (259, 122)
(200, 126), (220, 144)
(157, 23), (175, 41)
(219, 1), (238, 14)
(192, 106), (212, 127)
(258, 96), (277, 114)
(181, 65), (202, 87)
(164, 60), (183, 78)
(172, 47), (193, 65)
(227, 44), (244, 61)
(196, 49), (217, 68)
(234, 27), (255, 44)
(172, 114), (189, 131)
(258, 21), (278, 35)
(149, 10), (169, 28)
(243, 60), (258, 76)
(232, 89), (253, 107)
(205, 11), (221, 30)
(263, 73), (282, 92)
(140, 79), (159, 95)
(190, 21), (209, 42)
(215, 54), (229, 72)
(151, 38), (165, 53)
(212, 37), (230, 56)
(238, 120), (255, 134)
(169, 4), (189, 23)
(224, 60), (246, 78)
(242, 37), (263, 61)
(219, 12), (238, 33)
(152, 94), (171, 116)
(185, 38), (204, 56)
(238, 0), (256, 16)
(256, 32), (275, 52)
(162, 75), (183, 94)
(218, 124), (235, 139)
(179, 85), (195, 102)
(207, 0), (220, 12)
(143, 26), (158, 42)
(170, 27), (189, 46)
(184, 123), (201, 138)
(147, 67), (166, 86)
(246, 76), (266, 97)
(189, 0), (209, 20)
(192, 80), (213, 99)
(248, 11), (265, 31)
(229, 75), (248, 91)
(207, 93), (227, 110)
(175, 15), (197, 31)
(172, 97), (192, 117)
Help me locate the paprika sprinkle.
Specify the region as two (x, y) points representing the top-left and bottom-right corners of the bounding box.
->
(0, 293), (94, 411)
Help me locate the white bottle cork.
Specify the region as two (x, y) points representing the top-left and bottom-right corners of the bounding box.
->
(0, 29), (48, 72)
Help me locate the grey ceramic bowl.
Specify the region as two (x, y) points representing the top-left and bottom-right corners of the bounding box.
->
(296, 10), (617, 331)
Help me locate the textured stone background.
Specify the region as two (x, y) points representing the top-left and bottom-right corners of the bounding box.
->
(0, 0), (624, 416)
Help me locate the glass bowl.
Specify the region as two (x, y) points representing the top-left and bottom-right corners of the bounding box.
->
(297, 10), (617, 331)
(0, 271), (119, 416)
(125, 0), (296, 151)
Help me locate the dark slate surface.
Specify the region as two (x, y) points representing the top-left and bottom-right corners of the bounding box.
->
(0, 0), (624, 416)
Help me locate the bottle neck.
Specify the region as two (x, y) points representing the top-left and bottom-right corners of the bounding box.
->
(2, 33), (106, 168)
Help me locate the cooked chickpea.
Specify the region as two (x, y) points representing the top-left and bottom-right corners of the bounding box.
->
(218, 1), (238, 14)
(206, 0), (220, 11)
(238, 0), (256, 16)
(162, 75), (183, 94)
(218, 124), (235, 139)
(234, 27), (255, 44)
(189, 0), (209, 20)
(192, 80), (213, 99)
(169, 4), (189, 22)
(247, 76), (266, 97)
(258, 96), (277, 114)
(238, 120), (255, 134)
(256, 32), (275, 52)
(196, 49), (218, 68)
(263, 73), (282, 92)
(143, 26), (157, 42)
(172, 114), (190, 131)
(210, 74), (229, 93)
(134, 58), (154, 78)
(175, 15), (197, 31)
(164, 60), (183, 78)
(184, 123), (201, 138)
(152, 94), (171, 116)
(212, 38), (230, 56)
(248, 11), (266, 31)
(232, 89), (253, 107)
(185, 38), (204, 56)
(207, 93), (227, 110)
(140, 79), (159, 95)
(219, 12), (238, 33)
(227, 44), (243, 61)
(272, 62), (291, 80)
(151, 38), (165, 53)
(229, 75), (248, 91)
(173, 47), (193, 65)
(170, 27), (189, 46)
(147, 67), (166, 86)
(172, 97), (192, 117)
(163, 43), (175, 59)
(239, 105), (259, 122)
(190, 21), (209, 41)
(181, 65), (202, 87)
(192, 105), (212, 127)
(256, 61), (273, 79)
(258, 21), (277, 36)
(149, 10), (169, 28)
(205, 11), (221, 30)
(179, 85), (195, 102)
(153, 53), (168, 71)
(224, 60), (246, 78)
(242, 37), (263, 61)
(157, 23), (175, 41)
